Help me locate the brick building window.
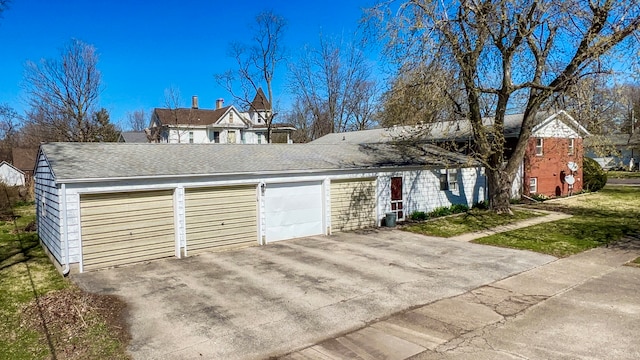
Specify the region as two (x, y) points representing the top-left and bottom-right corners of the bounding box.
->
(529, 178), (538, 194)
(535, 138), (543, 156)
(568, 138), (575, 155)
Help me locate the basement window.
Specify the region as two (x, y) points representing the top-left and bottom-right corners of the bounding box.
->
(529, 178), (538, 194)
(535, 138), (543, 156)
(568, 138), (575, 155)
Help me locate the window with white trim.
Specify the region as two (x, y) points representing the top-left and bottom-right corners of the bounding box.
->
(535, 138), (543, 156)
(529, 177), (538, 194)
(188, 131), (194, 143)
(440, 169), (458, 191)
(568, 138), (575, 155)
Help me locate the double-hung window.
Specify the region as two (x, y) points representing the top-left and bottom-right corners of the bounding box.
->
(535, 138), (543, 156)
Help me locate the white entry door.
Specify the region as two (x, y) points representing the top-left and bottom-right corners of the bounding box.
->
(264, 181), (324, 243)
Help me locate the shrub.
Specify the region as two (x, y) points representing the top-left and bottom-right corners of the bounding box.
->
(530, 193), (550, 202)
(410, 211), (428, 221)
(473, 200), (490, 209)
(429, 206), (452, 217)
(450, 203), (469, 214)
(583, 157), (607, 192)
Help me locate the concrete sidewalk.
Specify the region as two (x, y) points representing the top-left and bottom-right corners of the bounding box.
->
(281, 236), (640, 360)
(449, 209), (572, 242)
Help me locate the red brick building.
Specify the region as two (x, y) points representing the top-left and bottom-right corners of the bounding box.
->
(521, 112), (589, 197)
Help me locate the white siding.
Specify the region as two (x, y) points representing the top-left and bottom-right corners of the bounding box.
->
(0, 163), (25, 186)
(533, 118), (580, 138)
(377, 167), (486, 223)
(34, 154), (62, 265)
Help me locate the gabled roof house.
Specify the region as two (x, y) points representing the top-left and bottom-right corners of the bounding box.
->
(148, 89), (295, 144)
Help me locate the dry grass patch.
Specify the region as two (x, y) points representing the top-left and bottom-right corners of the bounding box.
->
(0, 204), (131, 360)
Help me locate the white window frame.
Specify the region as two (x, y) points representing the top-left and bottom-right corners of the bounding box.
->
(529, 177), (538, 194)
(568, 138), (575, 155)
(440, 169), (458, 191)
(257, 132), (263, 144)
(448, 169), (458, 191)
(188, 131), (194, 143)
(535, 138), (543, 156)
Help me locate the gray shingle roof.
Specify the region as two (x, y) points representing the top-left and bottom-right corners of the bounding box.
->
(311, 114), (526, 145)
(119, 131), (149, 143)
(311, 112), (590, 145)
(40, 142), (476, 182)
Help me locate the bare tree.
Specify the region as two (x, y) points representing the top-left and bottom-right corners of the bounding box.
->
(0, 104), (19, 161)
(0, 104), (19, 144)
(127, 109), (148, 131)
(215, 10), (286, 143)
(23, 39), (117, 142)
(369, 0), (640, 212)
(287, 35), (379, 139)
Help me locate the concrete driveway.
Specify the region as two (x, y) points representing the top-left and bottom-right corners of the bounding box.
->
(73, 229), (554, 359)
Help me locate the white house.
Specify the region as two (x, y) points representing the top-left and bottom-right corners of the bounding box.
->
(0, 161), (26, 186)
(35, 142), (486, 274)
(148, 88), (295, 144)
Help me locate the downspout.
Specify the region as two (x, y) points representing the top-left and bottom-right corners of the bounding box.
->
(61, 183), (70, 276)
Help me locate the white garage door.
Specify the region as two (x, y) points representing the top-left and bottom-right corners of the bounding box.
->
(80, 190), (176, 271)
(264, 181), (324, 243)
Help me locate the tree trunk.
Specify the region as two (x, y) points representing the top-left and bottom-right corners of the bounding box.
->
(486, 167), (513, 214)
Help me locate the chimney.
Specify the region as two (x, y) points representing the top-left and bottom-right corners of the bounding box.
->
(192, 96), (199, 109)
(216, 98), (224, 109)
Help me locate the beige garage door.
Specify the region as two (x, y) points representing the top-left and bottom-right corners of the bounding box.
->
(331, 178), (377, 232)
(185, 185), (257, 254)
(80, 190), (176, 271)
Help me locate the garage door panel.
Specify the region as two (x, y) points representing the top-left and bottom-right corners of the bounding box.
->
(82, 193), (172, 208)
(185, 185), (258, 254)
(83, 248), (176, 271)
(185, 204), (256, 219)
(83, 238), (175, 256)
(82, 225), (176, 244)
(331, 179), (376, 232)
(81, 218), (174, 236)
(265, 182), (324, 243)
(81, 190), (176, 271)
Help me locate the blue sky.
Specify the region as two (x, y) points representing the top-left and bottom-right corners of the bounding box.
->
(0, 0), (378, 128)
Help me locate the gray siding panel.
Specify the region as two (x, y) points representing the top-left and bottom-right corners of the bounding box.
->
(34, 153), (62, 264)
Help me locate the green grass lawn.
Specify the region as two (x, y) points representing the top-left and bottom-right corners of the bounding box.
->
(402, 209), (543, 238)
(474, 186), (640, 257)
(607, 170), (640, 179)
(0, 204), (129, 359)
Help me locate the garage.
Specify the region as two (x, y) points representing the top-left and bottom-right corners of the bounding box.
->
(331, 178), (377, 232)
(80, 190), (176, 271)
(185, 185), (258, 254)
(264, 181), (324, 243)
